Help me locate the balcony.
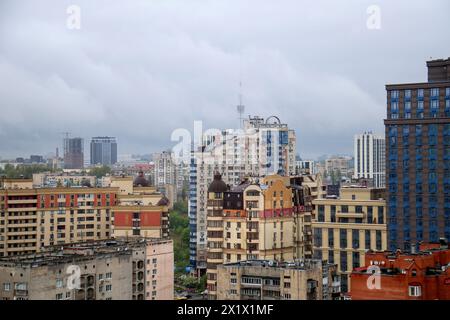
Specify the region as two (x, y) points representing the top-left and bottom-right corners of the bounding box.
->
(336, 212), (364, 219)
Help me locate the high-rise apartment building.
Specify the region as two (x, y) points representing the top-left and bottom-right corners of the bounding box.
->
(90, 137), (117, 166)
(188, 115), (297, 275)
(311, 186), (387, 292)
(153, 151), (176, 187)
(64, 137), (84, 169)
(0, 176), (170, 257)
(205, 174), (323, 299)
(353, 132), (385, 188)
(385, 58), (450, 251)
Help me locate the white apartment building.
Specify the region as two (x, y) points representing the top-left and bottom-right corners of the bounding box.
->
(153, 151), (176, 188)
(353, 132), (385, 188)
(296, 160), (316, 175)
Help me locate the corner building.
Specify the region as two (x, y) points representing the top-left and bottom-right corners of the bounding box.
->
(385, 58), (450, 251)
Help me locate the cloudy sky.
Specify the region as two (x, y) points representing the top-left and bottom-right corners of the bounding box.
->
(0, 0), (449, 160)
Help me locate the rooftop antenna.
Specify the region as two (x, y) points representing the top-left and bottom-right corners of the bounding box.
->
(237, 57), (245, 129)
(237, 81), (245, 129)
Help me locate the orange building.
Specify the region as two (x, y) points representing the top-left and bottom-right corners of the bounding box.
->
(350, 241), (450, 300)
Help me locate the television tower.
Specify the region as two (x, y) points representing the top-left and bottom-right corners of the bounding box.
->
(237, 81), (245, 129)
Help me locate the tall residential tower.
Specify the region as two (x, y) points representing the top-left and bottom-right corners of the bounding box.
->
(90, 136), (118, 166)
(385, 58), (450, 251)
(353, 132), (385, 188)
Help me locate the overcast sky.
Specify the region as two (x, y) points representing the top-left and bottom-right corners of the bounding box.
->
(0, 0), (449, 160)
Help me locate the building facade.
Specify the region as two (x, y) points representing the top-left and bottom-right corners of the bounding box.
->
(90, 137), (118, 166)
(0, 238), (173, 300)
(216, 260), (340, 300)
(295, 160), (316, 175)
(354, 132), (385, 188)
(312, 187), (387, 292)
(385, 58), (450, 251)
(325, 156), (353, 179)
(350, 241), (450, 300)
(206, 174), (323, 299)
(64, 137), (84, 169)
(0, 177), (170, 258)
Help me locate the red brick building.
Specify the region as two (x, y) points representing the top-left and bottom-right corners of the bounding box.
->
(350, 242), (450, 300)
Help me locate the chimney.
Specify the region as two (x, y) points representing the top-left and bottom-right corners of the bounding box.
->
(427, 57), (450, 82)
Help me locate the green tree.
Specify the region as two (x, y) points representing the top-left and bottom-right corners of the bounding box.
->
(89, 166), (111, 178)
(170, 200), (190, 273)
(0, 164), (56, 179)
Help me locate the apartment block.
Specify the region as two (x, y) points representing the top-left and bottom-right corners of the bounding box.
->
(206, 174), (323, 299)
(90, 137), (118, 166)
(385, 58), (450, 251)
(216, 259), (340, 300)
(312, 186), (387, 292)
(0, 238), (173, 300)
(353, 132), (385, 188)
(0, 176), (170, 258)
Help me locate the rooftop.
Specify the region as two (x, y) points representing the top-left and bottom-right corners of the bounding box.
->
(221, 259), (328, 271)
(0, 238), (171, 268)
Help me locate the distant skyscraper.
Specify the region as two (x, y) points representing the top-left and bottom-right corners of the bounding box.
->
(353, 132), (385, 188)
(385, 58), (450, 251)
(90, 137), (117, 166)
(153, 151), (176, 187)
(64, 137), (84, 169)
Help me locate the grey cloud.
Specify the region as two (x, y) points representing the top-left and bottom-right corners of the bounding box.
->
(0, 0), (449, 159)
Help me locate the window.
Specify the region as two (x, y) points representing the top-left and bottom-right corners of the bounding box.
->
(418, 89), (424, 98)
(328, 229), (334, 247)
(340, 251), (347, 272)
(106, 272), (112, 279)
(352, 230), (359, 249)
(3, 283), (11, 292)
(405, 89), (411, 99)
(318, 205), (325, 222)
(376, 231), (382, 250)
(352, 251), (360, 269)
(56, 279), (63, 288)
(431, 88), (439, 98)
(340, 229), (347, 248)
(391, 90), (399, 99)
(408, 285), (422, 297)
(365, 230), (371, 249)
(367, 206), (373, 224)
(56, 293), (63, 300)
(106, 284), (112, 292)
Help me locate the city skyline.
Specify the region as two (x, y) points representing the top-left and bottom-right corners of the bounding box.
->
(0, 1), (449, 159)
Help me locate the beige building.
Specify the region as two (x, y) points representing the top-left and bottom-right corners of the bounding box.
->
(312, 186), (387, 292)
(206, 174), (324, 299)
(0, 177), (169, 258)
(0, 238), (173, 300)
(216, 259), (340, 300)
